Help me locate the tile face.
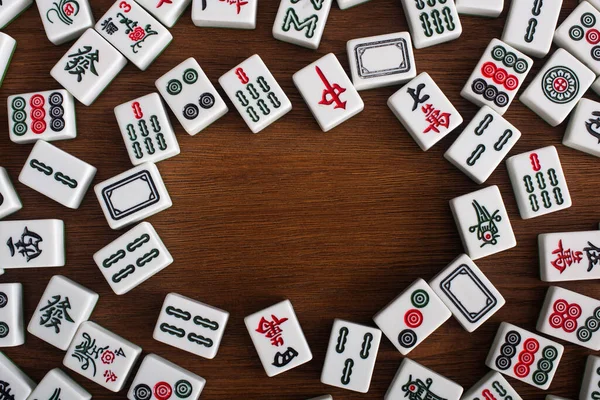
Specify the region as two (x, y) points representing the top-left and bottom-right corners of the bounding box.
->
(430, 254), (505, 332)
(455, 0), (503, 17)
(385, 358), (463, 400)
(519, 49), (594, 126)
(153, 293), (229, 359)
(336, 0), (368, 10)
(373, 278), (451, 355)
(400, 0), (462, 49)
(485, 322), (564, 390)
(156, 58), (228, 135)
(19, 140), (96, 209)
(501, 0), (562, 58)
(462, 371), (522, 400)
(461, 39), (532, 115)
(272, 0), (332, 49)
(0, 219), (65, 268)
(445, 106), (521, 184)
(321, 319), (381, 393)
(293, 53), (363, 132)
(127, 354), (205, 400)
(346, 32), (416, 91)
(28, 276), (99, 350)
(51, 29), (127, 106)
(0, 33), (16, 88)
(135, 0), (191, 27)
(94, 162), (172, 230)
(244, 300), (312, 377)
(63, 321), (142, 392)
(0, 352), (35, 400)
(506, 146), (571, 219)
(563, 98), (600, 158)
(26, 368), (91, 400)
(191, 0), (257, 28)
(450, 186), (516, 259)
(0, 0), (33, 29)
(581, 355), (600, 400)
(0, 168), (22, 220)
(555, 2), (600, 76)
(0, 283), (24, 347)
(388, 72), (463, 151)
(93, 222), (173, 294)
(8, 89), (77, 144)
(539, 230), (600, 282)
(95, 0), (172, 70)
(219, 54), (292, 133)
(114, 93), (180, 165)
(536, 286), (600, 350)
(36, 0), (94, 45)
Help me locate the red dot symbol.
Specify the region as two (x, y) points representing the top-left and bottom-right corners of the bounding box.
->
(553, 77), (569, 93)
(587, 28), (600, 44)
(404, 309), (423, 329)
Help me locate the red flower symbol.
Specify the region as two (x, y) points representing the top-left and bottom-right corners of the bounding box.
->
(129, 26), (145, 42)
(101, 350), (115, 365)
(64, 3), (74, 15)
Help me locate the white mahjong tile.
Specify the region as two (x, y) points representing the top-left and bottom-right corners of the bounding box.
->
(244, 300), (312, 377)
(272, 0), (332, 49)
(385, 358), (463, 400)
(63, 321), (142, 392)
(51, 29), (127, 106)
(0, 168), (22, 220)
(506, 146), (571, 219)
(191, 0), (257, 29)
(0, 33), (16, 88)
(0, 0), (33, 29)
(135, 0), (191, 27)
(587, 0), (600, 11)
(0, 352), (35, 400)
(539, 230), (600, 282)
(336, 0), (369, 10)
(445, 106), (521, 184)
(26, 369), (91, 400)
(461, 39), (532, 115)
(346, 31), (417, 91)
(399, 0), (462, 49)
(455, 0), (503, 17)
(219, 54), (292, 133)
(156, 58), (228, 135)
(430, 254), (505, 332)
(373, 278), (450, 355)
(563, 98), (600, 158)
(19, 140), (96, 209)
(293, 53), (363, 132)
(537, 286), (600, 350)
(94, 162), (172, 230)
(450, 185), (516, 259)
(36, 0), (94, 45)
(127, 354), (205, 400)
(0, 219), (65, 268)
(153, 293), (229, 359)
(501, 0), (562, 58)
(114, 93), (180, 165)
(321, 319), (381, 393)
(555, 2), (600, 76)
(485, 322), (564, 390)
(581, 355), (600, 400)
(93, 222), (173, 294)
(8, 90), (77, 144)
(0, 283), (24, 347)
(388, 72), (463, 151)
(28, 276), (98, 350)
(95, 0), (172, 70)
(461, 371), (522, 400)
(519, 49), (594, 127)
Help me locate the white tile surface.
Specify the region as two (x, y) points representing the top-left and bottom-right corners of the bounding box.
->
(0, 0), (33, 29)
(36, 0), (94, 45)
(455, 0), (503, 17)
(191, 0), (257, 28)
(28, 275), (98, 350)
(336, 0), (368, 10)
(385, 358), (463, 400)
(0, 219), (65, 268)
(461, 371), (522, 400)
(0, 33), (16, 88)
(0, 167), (22, 220)
(0, 283), (24, 347)
(293, 53), (363, 132)
(26, 368), (91, 400)
(563, 98), (600, 158)
(539, 230), (600, 282)
(272, 0), (332, 49)
(400, 0), (462, 48)
(580, 355), (600, 400)
(0, 352), (35, 400)
(135, 0), (191, 27)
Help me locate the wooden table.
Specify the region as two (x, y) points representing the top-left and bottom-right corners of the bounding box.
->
(0, 0), (596, 398)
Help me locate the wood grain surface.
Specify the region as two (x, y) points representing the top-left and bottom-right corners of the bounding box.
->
(0, 0), (597, 398)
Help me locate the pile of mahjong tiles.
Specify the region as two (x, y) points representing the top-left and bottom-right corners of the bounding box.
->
(3, 0), (600, 398)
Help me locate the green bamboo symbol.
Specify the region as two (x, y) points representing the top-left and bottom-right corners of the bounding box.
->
(47, 0), (80, 25)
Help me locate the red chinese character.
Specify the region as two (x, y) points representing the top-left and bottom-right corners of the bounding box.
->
(103, 370), (117, 383)
(219, 0), (248, 14)
(551, 239), (583, 273)
(64, 3), (74, 15)
(256, 315), (288, 347)
(421, 104), (450, 134)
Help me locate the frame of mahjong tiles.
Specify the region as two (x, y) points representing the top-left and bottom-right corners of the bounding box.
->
(1, 0), (600, 399)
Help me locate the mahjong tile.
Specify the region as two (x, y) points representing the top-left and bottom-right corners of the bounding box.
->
(336, 0), (369, 10)
(0, 33), (16, 88)
(26, 368), (91, 400)
(0, 0), (33, 29)
(272, 0), (332, 49)
(0, 168), (22, 220)
(36, 0), (94, 45)
(400, 0), (462, 48)
(0, 352), (35, 400)
(191, 0), (257, 29)
(461, 371), (522, 400)
(0, 219), (65, 269)
(135, 0), (191, 27)
(580, 355), (600, 400)
(539, 230), (600, 282)
(455, 0), (503, 17)
(563, 98), (600, 158)
(0, 283), (24, 347)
